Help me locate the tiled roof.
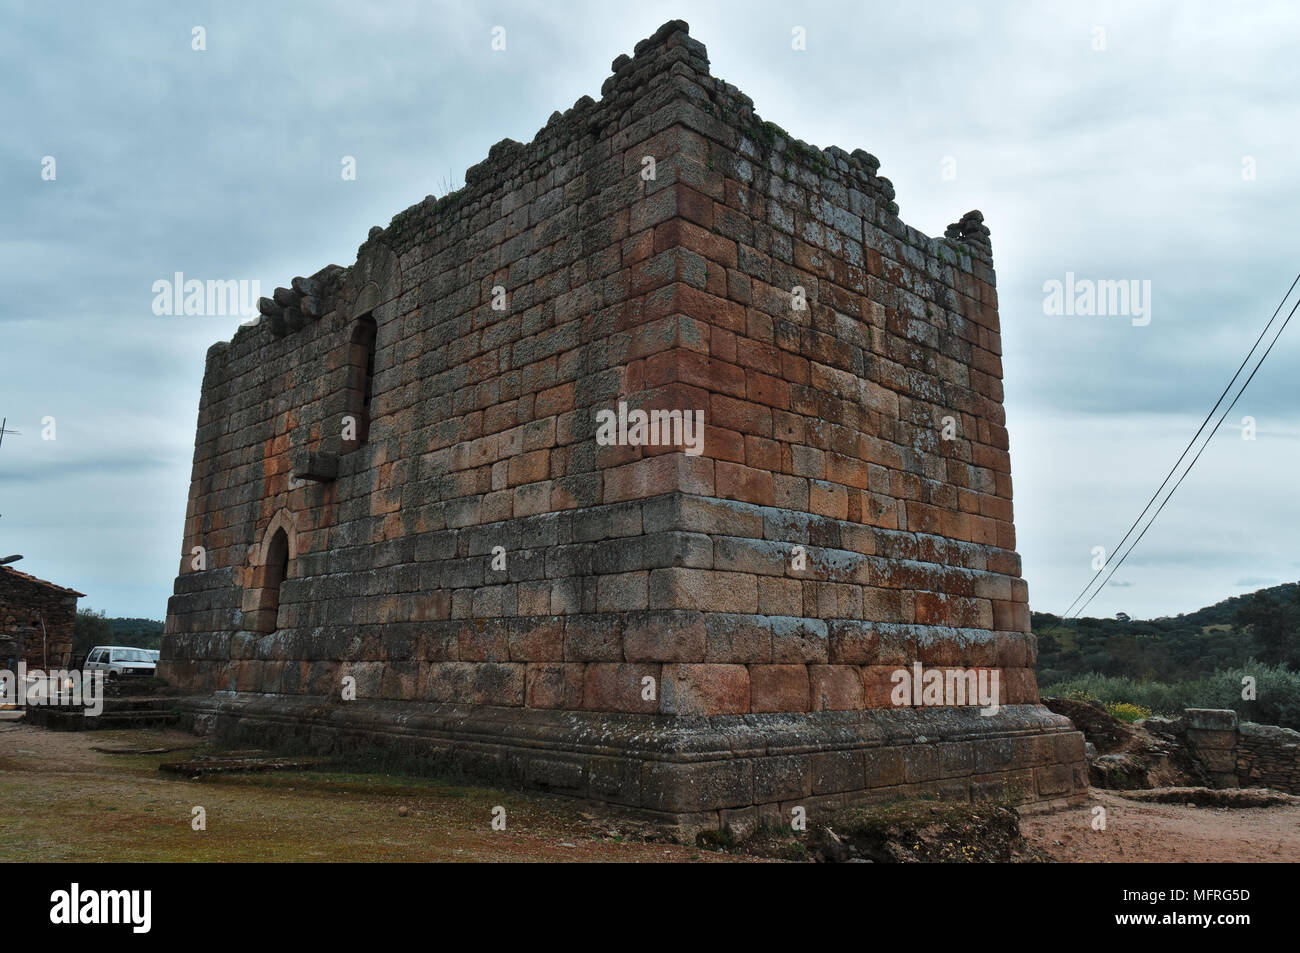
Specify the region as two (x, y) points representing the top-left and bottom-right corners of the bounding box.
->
(0, 565), (85, 598)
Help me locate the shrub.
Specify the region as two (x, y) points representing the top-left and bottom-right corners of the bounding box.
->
(1043, 662), (1300, 731)
(1105, 702), (1151, 723)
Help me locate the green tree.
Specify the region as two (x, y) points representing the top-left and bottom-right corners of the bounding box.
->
(1235, 590), (1300, 667)
(72, 609), (113, 657)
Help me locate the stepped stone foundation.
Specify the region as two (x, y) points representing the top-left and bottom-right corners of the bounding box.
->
(162, 20), (1087, 829)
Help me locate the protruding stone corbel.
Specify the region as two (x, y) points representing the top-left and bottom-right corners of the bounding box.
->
(291, 449), (339, 483)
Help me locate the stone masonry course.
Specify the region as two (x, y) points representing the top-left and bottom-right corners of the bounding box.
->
(161, 20), (1086, 828)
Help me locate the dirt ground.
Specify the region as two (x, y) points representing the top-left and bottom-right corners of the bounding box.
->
(1020, 789), (1300, 862)
(3, 722), (1298, 862)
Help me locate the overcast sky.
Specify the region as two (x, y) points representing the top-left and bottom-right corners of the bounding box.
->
(2, 1), (1296, 620)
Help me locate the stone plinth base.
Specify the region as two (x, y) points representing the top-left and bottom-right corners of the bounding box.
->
(173, 693), (1087, 832)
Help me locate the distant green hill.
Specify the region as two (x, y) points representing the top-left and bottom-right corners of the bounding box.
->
(1034, 581), (1300, 684)
(72, 611), (164, 655)
(1173, 582), (1300, 629)
(105, 617), (165, 641)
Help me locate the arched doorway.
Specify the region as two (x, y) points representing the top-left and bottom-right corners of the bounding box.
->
(249, 527), (290, 633)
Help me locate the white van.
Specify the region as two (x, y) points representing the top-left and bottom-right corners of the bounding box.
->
(84, 646), (157, 680)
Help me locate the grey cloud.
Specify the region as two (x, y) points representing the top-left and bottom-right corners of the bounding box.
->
(1, 1), (1296, 617)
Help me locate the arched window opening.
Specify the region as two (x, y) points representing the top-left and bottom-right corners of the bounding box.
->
(343, 315), (377, 451)
(250, 527), (290, 633)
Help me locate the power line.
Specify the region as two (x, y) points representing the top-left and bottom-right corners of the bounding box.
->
(0, 416), (22, 452)
(1062, 271), (1300, 616)
(1061, 271), (1300, 618)
(1071, 291), (1300, 618)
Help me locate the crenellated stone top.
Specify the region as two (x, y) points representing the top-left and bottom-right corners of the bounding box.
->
(945, 210), (993, 261)
(219, 19), (993, 357)
(253, 263), (349, 338)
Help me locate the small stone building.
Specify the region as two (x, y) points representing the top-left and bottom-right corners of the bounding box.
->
(0, 563), (84, 670)
(163, 20), (1086, 829)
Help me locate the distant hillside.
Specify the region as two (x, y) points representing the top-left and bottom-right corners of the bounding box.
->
(1170, 582), (1300, 629)
(105, 617), (165, 641)
(73, 611), (164, 655)
(1034, 580), (1300, 684)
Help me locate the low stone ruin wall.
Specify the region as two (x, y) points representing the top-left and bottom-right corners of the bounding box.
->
(1183, 708), (1300, 793)
(1235, 722), (1300, 792)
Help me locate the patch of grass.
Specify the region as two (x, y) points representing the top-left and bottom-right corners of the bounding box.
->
(824, 796), (1030, 863)
(723, 824), (809, 862)
(0, 727), (767, 863)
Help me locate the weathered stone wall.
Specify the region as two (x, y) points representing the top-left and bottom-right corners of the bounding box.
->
(0, 567), (80, 669)
(1183, 708), (1242, 788)
(1236, 722), (1300, 792)
(162, 20), (1083, 822)
(1183, 709), (1300, 793)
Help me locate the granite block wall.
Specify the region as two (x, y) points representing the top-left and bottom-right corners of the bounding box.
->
(162, 20), (1085, 820)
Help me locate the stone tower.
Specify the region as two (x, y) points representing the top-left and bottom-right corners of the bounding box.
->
(162, 20), (1086, 830)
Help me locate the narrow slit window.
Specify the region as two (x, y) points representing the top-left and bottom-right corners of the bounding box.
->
(344, 315), (377, 450)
